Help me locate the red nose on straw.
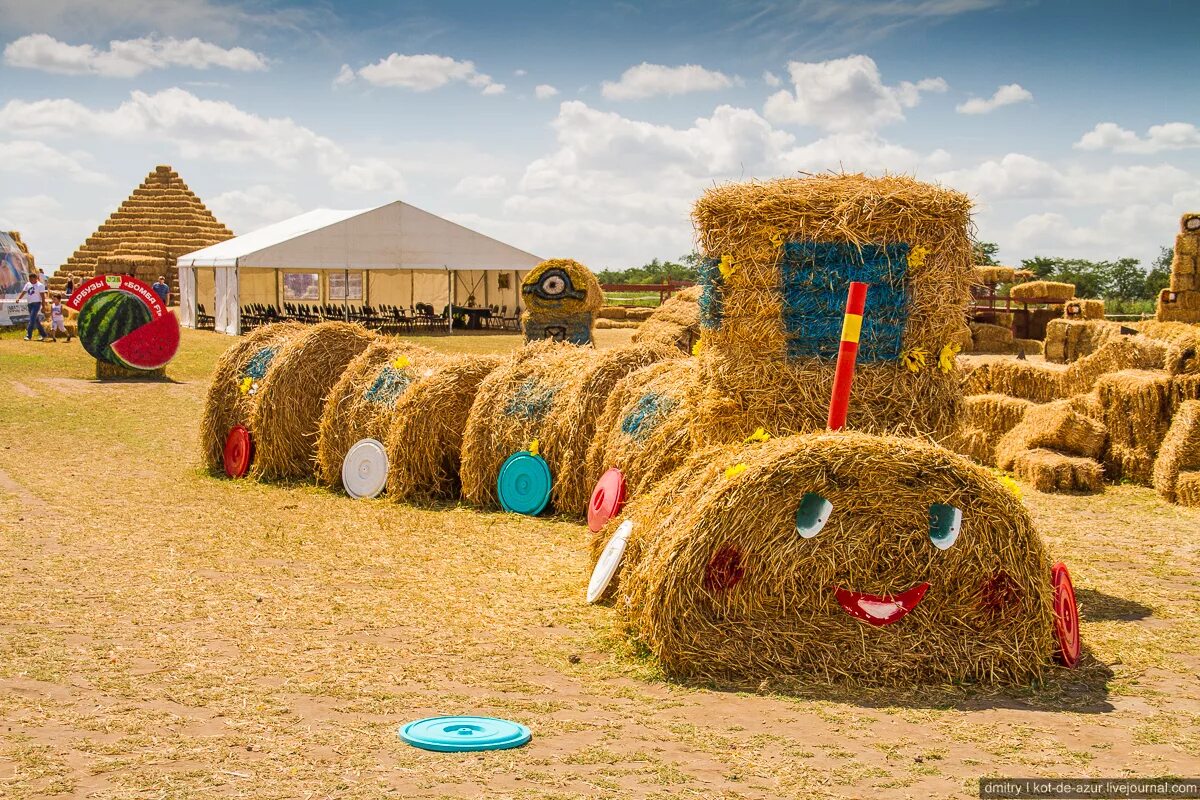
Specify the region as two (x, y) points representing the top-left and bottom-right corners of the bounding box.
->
(827, 282), (868, 431)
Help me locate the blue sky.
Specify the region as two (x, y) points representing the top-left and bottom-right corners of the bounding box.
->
(1, 0), (1197, 273)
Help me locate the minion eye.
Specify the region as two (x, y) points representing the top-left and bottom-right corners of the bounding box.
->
(928, 504), (961, 550)
(794, 493), (832, 538)
(541, 274), (567, 296)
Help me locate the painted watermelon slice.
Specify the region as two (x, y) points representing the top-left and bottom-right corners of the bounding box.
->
(110, 311), (181, 370)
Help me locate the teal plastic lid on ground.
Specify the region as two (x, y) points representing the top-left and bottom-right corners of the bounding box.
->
(399, 716), (532, 752)
(497, 451), (552, 516)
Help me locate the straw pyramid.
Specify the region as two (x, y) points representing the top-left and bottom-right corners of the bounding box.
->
(6, 231), (36, 271)
(51, 165), (233, 298)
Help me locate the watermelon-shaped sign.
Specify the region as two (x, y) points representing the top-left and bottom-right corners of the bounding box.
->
(68, 275), (180, 372)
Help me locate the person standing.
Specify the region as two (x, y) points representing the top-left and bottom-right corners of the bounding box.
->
(65, 276), (75, 298)
(151, 275), (170, 306)
(49, 293), (71, 342)
(15, 272), (48, 341)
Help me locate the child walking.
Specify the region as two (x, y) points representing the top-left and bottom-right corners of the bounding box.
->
(49, 294), (71, 342)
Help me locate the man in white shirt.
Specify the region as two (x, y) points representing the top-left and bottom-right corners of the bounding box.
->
(15, 272), (49, 341)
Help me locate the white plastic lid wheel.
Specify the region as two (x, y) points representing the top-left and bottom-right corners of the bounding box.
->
(587, 519), (634, 604)
(342, 438), (389, 499)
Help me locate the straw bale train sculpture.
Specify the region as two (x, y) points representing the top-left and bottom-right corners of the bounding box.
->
(199, 174), (1086, 687)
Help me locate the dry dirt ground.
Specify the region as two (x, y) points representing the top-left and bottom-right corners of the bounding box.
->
(1, 327), (1198, 799)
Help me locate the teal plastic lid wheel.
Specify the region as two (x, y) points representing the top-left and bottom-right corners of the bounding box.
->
(399, 716), (531, 752)
(497, 451), (552, 516)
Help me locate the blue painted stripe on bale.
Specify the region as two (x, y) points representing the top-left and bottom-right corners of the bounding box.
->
(243, 347), (277, 379)
(620, 393), (677, 441)
(364, 365), (413, 407)
(504, 379), (558, 420)
(698, 257), (724, 330)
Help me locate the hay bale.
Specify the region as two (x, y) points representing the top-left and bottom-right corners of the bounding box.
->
(597, 306), (628, 320)
(631, 286), (701, 353)
(1044, 319), (1123, 363)
(1009, 281), (1075, 303)
(973, 265), (1016, 285)
(198, 322), (305, 472)
(595, 318), (640, 329)
(545, 342), (680, 516)
(585, 358), (700, 500)
(994, 400), (1108, 471)
(1152, 400), (1200, 505)
(690, 174), (973, 446)
(385, 354), (505, 502)
(1133, 320), (1200, 374)
(969, 322), (1014, 353)
(1157, 288), (1200, 324)
(247, 322), (376, 481)
(1064, 299), (1105, 320)
(1012, 449), (1104, 493)
(966, 336), (1166, 402)
(460, 341), (600, 509)
(1096, 370), (1174, 485)
(617, 431), (1058, 685)
(624, 307), (656, 321)
(962, 359), (1064, 403)
(1012, 338), (1043, 356)
(945, 394), (1033, 466)
(521, 259), (604, 344)
(314, 339), (438, 489)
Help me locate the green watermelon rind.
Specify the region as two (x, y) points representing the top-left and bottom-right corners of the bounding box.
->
(77, 290), (153, 365)
(111, 312), (180, 371)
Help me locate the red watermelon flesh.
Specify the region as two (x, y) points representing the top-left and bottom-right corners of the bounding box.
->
(110, 312), (180, 370)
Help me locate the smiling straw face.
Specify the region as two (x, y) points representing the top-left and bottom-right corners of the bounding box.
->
(619, 430), (1058, 686)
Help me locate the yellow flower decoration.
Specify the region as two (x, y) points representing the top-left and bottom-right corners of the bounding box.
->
(901, 347), (928, 373)
(907, 245), (931, 269)
(528, 438), (540, 457)
(743, 427), (771, 444)
(717, 254), (739, 281)
(769, 230), (784, 249)
(724, 463), (748, 479)
(238, 376), (253, 394)
(994, 472), (1023, 501)
(938, 342), (961, 373)
(393, 355), (411, 370)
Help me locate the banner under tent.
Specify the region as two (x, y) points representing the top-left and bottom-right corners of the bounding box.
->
(175, 201), (543, 335)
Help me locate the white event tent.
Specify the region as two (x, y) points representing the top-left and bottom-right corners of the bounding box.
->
(175, 200), (543, 335)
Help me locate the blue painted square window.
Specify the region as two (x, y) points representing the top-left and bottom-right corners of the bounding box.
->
(780, 241), (911, 362)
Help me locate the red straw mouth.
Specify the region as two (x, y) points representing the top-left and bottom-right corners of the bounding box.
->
(834, 583), (929, 626)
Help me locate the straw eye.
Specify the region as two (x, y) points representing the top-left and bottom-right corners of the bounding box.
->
(928, 503), (961, 550)
(794, 493), (832, 538)
(540, 271), (568, 296)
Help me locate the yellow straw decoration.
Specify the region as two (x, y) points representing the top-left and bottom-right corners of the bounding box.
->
(907, 245), (931, 269)
(901, 347), (928, 373)
(528, 438), (540, 457)
(743, 427), (771, 444)
(724, 463), (748, 479)
(938, 342), (961, 373)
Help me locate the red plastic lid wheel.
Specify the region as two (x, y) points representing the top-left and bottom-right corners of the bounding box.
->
(1052, 562), (1081, 668)
(587, 467), (627, 532)
(223, 425), (253, 478)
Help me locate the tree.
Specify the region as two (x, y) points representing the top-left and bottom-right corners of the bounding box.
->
(596, 256), (700, 285)
(1104, 257), (1148, 303)
(973, 241), (1001, 266)
(1145, 246), (1172, 298)
(1020, 256), (1058, 279)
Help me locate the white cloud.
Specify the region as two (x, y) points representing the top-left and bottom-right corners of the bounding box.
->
(353, 53), (503, 94)
(206, 185), (303, 234)
(534, 84), (559, 100)
(453, 174), (507, 197)
(0, 0), (319, 40)
(0, 141), (108, 183)
(763, 55), (946, 132)
(0, 88), (404, 193)
(514, 68), (527, 77)
(601, 63), (735, 101)
(763, 70), (781, 87)
(3, 33), (267, 78)
(333, 63), (355, 87)
(955, 83), (1032, 115)
(1075, 122), (1200, 154)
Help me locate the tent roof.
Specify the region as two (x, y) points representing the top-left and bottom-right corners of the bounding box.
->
(175, 201), (543, 271)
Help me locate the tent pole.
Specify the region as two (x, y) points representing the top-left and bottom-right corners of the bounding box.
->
(344, 269), (349, 322)
(447, 268), (453, 334)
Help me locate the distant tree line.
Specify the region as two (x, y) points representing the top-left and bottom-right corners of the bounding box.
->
(596, 255), (701, 284)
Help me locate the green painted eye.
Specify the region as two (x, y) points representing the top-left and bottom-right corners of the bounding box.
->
(928, 504), (961, 550)
(795, 493), (832, 538)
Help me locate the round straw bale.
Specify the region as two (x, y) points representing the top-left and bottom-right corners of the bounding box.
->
(460, 341), (601, 509)
(247, 322), (376, 481)
(315, 339), (439, 489)
(198, 322), (305, 472)
(631, 286), (701, 353)
(585, 358), (700, 500)
(385, 354), (505, 502)
(545, 341), (681, 516)
(618, 431), (1059, 685)
(520, 259), (604, 345)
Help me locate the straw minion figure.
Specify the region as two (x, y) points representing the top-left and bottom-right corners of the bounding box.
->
(521, 258), (603, 345)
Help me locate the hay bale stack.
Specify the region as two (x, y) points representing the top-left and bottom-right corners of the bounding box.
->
(1096, 370), (1174, 484)
(247, 322), (376, 481)
(618, 431), (1058, 685)
(460, 342), (600, 509)
(973, 265), (1016, 285)
(597, 306), (628, 320)
(631, 286), (701, 352)
(962, 359), (1065, 403)
(994, 400), (1107, 475)
(314, 339), (439, 489)
(969, 322), (1014, 354)
(198, 322), (305, 472)
(945, 394), (1033, 466)
(1009, 281), (1075, 303)
(1157, 213), (1200, 322)
(595, 318), (640, 330)
(968, 336), (1166, 402)
(1044, 319), (1124, 363)
(1012, 450), (1105, 493)
(585, 358), (700, 501)
(544, 342), (681, 516)
(1152, 400), (1200, 505)
(1156, 289), (1200, 323)
(520, 259), (604, 345)
(1133, 320), (1200, 374)
(385, 354), (505, 503)
(690, 175), (973, 445)
(1064, 299), (1105, 320)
